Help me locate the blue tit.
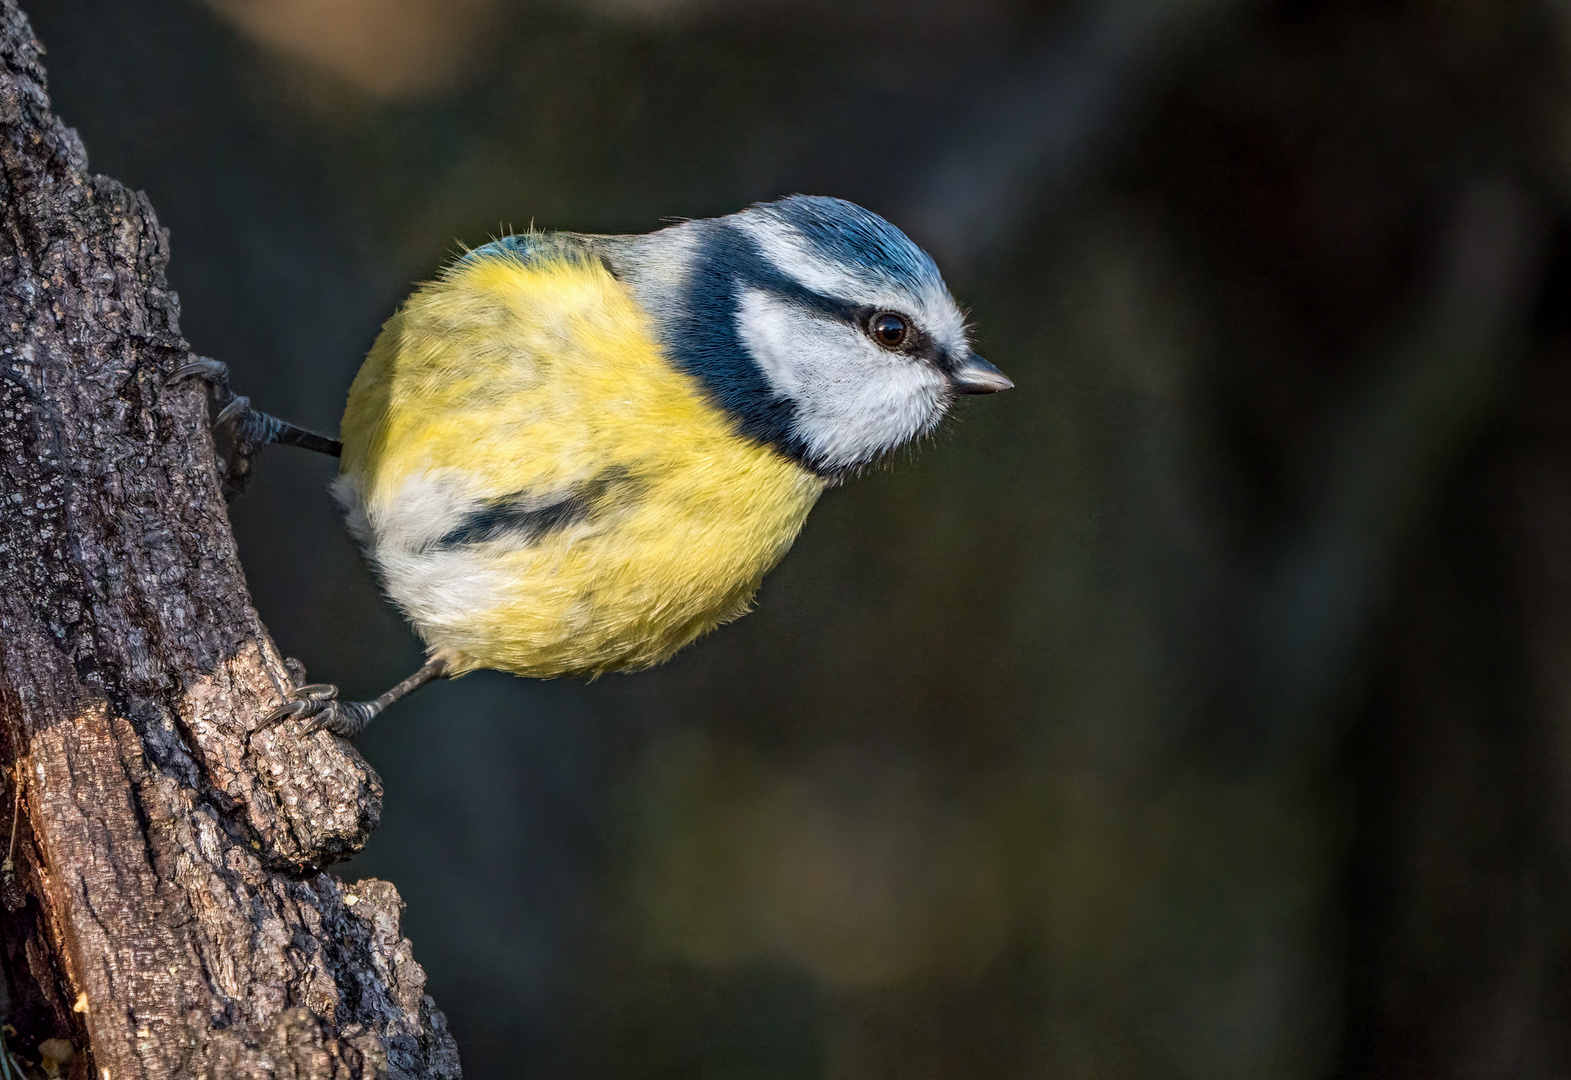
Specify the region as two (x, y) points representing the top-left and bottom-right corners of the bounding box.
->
(254, 195), (1011, 735)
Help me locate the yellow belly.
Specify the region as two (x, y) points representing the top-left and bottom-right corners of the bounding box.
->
(336, 246), (826, 677)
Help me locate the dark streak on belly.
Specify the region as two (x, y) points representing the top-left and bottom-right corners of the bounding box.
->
(433, 466), (645, 549)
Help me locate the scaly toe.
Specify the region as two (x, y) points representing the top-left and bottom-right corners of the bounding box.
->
(167, 357), (231, 388)
(260, 683), (340, 730)
(212, 394), (252, 428)
(304, 700), (379, 739)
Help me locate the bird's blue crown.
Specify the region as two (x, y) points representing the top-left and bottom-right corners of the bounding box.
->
(749, 195), (947, 299)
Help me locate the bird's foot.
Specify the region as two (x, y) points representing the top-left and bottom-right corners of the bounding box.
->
(168, 357), (342, 499)
(262, 683), (383, 739)
(260, 657), (449, 740)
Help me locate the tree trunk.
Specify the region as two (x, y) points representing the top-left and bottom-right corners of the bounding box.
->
(0, 2), (460, 1076)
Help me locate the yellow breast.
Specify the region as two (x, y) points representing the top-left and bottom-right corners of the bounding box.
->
(337, 248), (826, 677)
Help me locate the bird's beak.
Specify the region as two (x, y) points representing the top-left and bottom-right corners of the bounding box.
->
(949, 353), (1014, 394)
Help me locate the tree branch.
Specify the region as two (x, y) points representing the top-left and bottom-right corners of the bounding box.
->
(0, 2), (459, 1076)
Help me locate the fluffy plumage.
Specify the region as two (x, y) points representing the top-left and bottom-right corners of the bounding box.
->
(334, 196), (1001, 681)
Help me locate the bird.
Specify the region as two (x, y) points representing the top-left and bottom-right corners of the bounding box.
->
(175, 195), (1010, 736)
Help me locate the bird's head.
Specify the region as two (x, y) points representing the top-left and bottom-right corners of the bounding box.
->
(606, 195), (1011, 478)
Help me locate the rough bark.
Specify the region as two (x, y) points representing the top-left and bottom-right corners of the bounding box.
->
(0, 2), (460, 1077)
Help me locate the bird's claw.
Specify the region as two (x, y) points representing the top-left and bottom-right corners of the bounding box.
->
(168, 356), (232, 390)
(170, 358), (250, 433)
(261, 682), (336, 726)
(169, 358), (256, 434)
(168, 356), (340, 499)
(260, 683), (378, 738)
(212, 393), (253, 429)
(169, 357), (263, 498)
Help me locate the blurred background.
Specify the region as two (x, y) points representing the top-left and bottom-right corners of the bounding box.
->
(23, 0), (1571, 1075)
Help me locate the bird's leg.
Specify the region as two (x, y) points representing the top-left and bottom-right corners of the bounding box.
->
(262, 657), (451, 739)
(168, 357), (342, 499)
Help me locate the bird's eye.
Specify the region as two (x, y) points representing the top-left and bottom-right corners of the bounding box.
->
(867, 312), (910, 350)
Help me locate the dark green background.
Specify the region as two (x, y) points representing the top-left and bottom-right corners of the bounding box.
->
(24, 0), (1571, 1076)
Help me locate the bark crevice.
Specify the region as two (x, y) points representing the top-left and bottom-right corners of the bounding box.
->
(0, 2), (460, 1076)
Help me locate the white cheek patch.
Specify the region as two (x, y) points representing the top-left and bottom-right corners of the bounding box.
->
(736, 287), (949, 470)
(735, 215), (971, 359)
